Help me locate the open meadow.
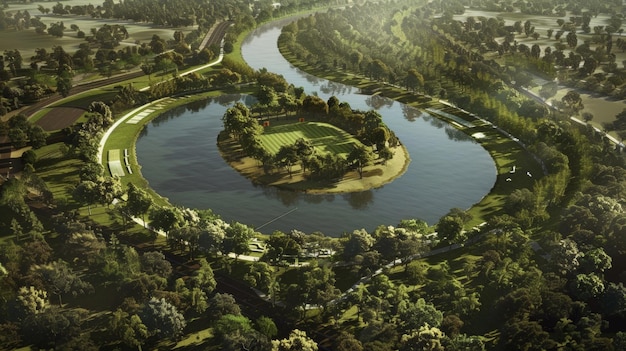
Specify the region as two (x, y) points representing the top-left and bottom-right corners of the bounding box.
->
(259, 121), (363, 156)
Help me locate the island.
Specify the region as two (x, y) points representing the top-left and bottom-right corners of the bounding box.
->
(217, 96), (410, 193)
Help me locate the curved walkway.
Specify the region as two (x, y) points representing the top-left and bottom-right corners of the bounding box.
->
(97, 49), (225, 165)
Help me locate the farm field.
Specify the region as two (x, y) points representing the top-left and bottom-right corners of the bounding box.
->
(259, 121), (363, 156)
(0, 14), (192, 64)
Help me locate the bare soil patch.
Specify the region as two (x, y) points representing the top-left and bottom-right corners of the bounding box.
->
(36, 107), (85, 131)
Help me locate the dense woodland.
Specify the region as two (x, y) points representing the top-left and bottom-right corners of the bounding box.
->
(0, 0), (626, 350)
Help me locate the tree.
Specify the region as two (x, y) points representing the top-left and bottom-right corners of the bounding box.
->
(265, 232), (301, 262)
(378, 146), (394, 165)
(272, 329), (318, 351)
(504, 188), (536, 216)
(370, 59), (389, 81)
(405, 68), (424, 92)
(223, 221), (255, 259)
(566, 31), (578, 48)
(109, 309), (148, 351)
(78, 162), (104, 183)
(140, 297), (186, 340)
(335, 332), (364, 351)
(20, 306), (86, 349)
(550, 239), (582, 275)
(29, 260), (93, 306)
(499, 319), (554, 351)
(216, 313), (269, 351)
(126, 183), (152, 226)
(149, 206), (183, 238)
(600, 282), (626, 316)
(570, 273), (605, 301)
(97, 176), (122, 207)
(276, 144), (299, 177)
(256, 316), (278, 339)
(207, 293), (241, 321)
(348, 145), (374, 178)
(397, 298), (443, 332)
(399, 325), (445, 351)
(245, 262), (275, 292)
(342, 229), (374, 261)
(349, 50), (363, 70)
(140, 251), (172, 279)
(191, 258), (216, 294)
(56, 65), (73, 97)
(301, 95), (328, 117)
(11, 286), (49, 320)
(294, 138), (315, 173)
(198, 219), (227, 255)
(29, 125), (47, 149)
(561, 90), (584, 114)
(72, 181), (99, 215)
(436, 215), (465, 244)
(257, 85), (277, 106)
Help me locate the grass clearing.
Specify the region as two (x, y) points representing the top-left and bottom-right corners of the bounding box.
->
(260, 121), (362, 156)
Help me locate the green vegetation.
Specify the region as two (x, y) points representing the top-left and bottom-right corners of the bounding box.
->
(2, 0), (626, 350)
(259, 121), (361, 156)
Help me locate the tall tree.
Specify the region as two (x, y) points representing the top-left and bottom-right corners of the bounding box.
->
(348, 145), (374, 179)
(72, 181), (99, 215)
(191, 258), (216, 295)
(109, 309), (148, 351)
(126, 183), (152, 227)
(140, 297), (186, 340)
(223, 222), (255, 259)
(55, 64), (73, 97)
(272, 329), (318, 351)
(28, 259), (93, 306)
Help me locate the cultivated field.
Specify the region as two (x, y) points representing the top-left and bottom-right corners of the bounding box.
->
(35, 106), (85, 131)
(259, 121), (363, 156)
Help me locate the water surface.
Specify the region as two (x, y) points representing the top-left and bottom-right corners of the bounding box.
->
(135, 21), (496, 235)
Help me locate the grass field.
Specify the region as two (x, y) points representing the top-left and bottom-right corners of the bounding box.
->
(259, 121), (363, 156)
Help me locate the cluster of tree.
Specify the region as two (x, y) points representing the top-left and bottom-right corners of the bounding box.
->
(1, 163), (332, 349)
(0, 8), (31, 31)
(0, 114), (47, 149)
(59, 101), (112, 161)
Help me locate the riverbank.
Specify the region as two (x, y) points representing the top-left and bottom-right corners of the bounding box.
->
(218, 135), (410, 194)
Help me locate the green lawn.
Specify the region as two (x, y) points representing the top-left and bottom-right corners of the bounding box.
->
(260, 121), (362, 156)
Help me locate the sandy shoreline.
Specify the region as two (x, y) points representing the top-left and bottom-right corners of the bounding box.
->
(219, 138), (410, 194)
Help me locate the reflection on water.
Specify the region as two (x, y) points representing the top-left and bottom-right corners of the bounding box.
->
(343, 191), (374, 210)
(135, 20), (497, 235)
(402, 104), (423, 122)
(445, 126), (473, 142)
(365, 94), (395, 110)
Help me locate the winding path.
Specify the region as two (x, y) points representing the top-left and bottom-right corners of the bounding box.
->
(97, 32), (227, 164)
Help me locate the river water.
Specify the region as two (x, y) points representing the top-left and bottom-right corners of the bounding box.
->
(135, 20), (496, 236)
